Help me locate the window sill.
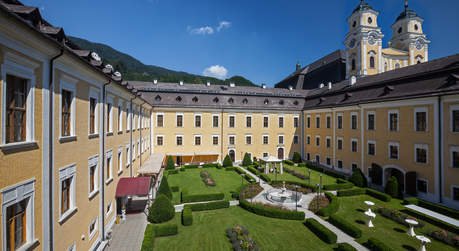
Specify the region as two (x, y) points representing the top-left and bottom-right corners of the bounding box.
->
(58, 207), (78, 224)
(59, 136), (77, 143)
(106, 177), (113, 185)
(17, 238), (40, 251)
(118, 170), (123, 175)
(118, 131), (123, 135)
(88, 134), (99, 139)
(0, 141), (38, 152)
(106, 132), (114, 136)
(88, 189), (99, 199)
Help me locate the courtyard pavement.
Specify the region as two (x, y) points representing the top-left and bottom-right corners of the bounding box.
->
(105, 212), (148, 251)
(405, 204), (459, 227)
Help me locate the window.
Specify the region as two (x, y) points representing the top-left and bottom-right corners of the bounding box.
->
(89, 97), (97, 134)
(367, 112), (375, 130)
(351, 163), (358, 171)
(107, 102), (112, 133)
(6, 200), (28, 250)
(118, 104), (123, 132)
(263, 135), (269, 145)
(176, 136), (183, 146)
(5, 75), (29, 143)
(156, 136), (163, 146)
(337, 114), (343, 129)
(351, 58), (356, 71)
(315, 116), (320, 128)
(118, 150), (122, 173)
(246, 116), (252, 128)
(415, 144), (427, 164)
(263, 116), (269, 128)
(105, 154), (112, 183)
(229, 115), (235, 128)
(452, 146), (459, 168)
(307, 116), (311, 128)
(417, 179), (427, 193)
(61, 90), (72, 137)
(415, 108), (427, 132)
(326, 137), (331, 148)
(395, 63), (401, 69)
(293, 135), (299, 144)
(212, 115), (219, 127)
(278, 116), (284, 128)
(368, 141), (376, 156)
(369, 56), (375, 68)
(212, 135), (219, 145)
(351, 139), (358, 152)
(452, 108), (459, 132)
(326, 158), (331, 166)
(246, 135), (252, 145)
(389, 110), (398, 131)
(351, 113), (357, 130)
(126, 145), (130, 166)
(88, 156), (98, 196)
(279, 135), (284, 144)
(453, 187), (459, 201)
(194, 135), (201, 146)
(307, 135), (311, 145)
(133, 143), (136, 160)
(156, 114), (164, 127)
(229, 135), (235, 145)
(137, 109), (140, 130)
(315, 155), (320, 164)
(263, 152), (269, 158)
(195, 115), (201, 127)
(337, 138), (343, 150)
(306, 153), (310, 161)
(326, 115), (331, 129)
(315, 136), (320, 146)
(89, 217), (98, 240)
(389, 142), (399, 160)
(126, 107), (131, 131)
(176, 114), (183, 127)
(337, 160), (343, 169)
(294, 117), (299, 128)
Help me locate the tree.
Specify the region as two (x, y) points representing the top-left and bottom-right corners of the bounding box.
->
(158, 176), (172, 200)
(349, 168), (368, 187)
(166, 156), (175, 170)
(223, 154), (233, 167)
(292, 152), (302, 163)
(242, 153), (252, 167)
(148, 194), (175, 223)
(385, 176), (398, 198)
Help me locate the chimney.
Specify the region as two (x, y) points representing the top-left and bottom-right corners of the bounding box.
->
(319, 83), (325, 88)
(261, 83), (266, 89)
(229, 82), (235, 87)
(288, 85), (293, 90)
(179, 80), (184, 86)
(153, 79), (158, 84)
(349, 76), (356, 86)
(327, 82), (332, 90)
(206, 81), (211, 86)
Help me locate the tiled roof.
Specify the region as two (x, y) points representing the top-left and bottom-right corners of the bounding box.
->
(382, 48), (409, 56)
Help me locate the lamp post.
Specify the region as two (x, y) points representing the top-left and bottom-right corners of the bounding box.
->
(294, 185), (299, 211)
(275, 165), (278, 183)
(316, 184), (320, 210)
(308, 169), (311, 186)
(240, 174), (245, 200)
(319, 174), (323, 196)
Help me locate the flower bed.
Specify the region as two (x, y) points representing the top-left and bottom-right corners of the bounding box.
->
(284, 166), (307, 180)
(271, 182), (312, 194)
(200, 170), (216, 186)
(226, 225), (259, 251)
(241, 184), (263, 199)
(308, 195), (329, 213)
(317, 192), (339, 217)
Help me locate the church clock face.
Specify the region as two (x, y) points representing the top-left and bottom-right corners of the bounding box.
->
(368, 35), (376, 45)
(415, 40), (423, 50)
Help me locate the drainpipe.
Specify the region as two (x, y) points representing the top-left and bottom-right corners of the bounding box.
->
(100, 79), (111, 244)
(438, 96), (443, 203)
(48, 48), (63, 251)
(140, 101), (146, 167)
(129, 95), (137, 177)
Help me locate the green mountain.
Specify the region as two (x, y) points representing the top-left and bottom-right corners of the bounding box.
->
(68, 36), (256, 87)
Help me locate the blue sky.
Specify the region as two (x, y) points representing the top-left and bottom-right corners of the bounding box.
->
(22, 0), (459, 86)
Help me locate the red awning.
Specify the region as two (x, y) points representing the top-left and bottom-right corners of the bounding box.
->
(115, 177), (151, 197)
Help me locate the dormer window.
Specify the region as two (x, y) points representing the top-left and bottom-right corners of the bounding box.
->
(367, 17), (373, 24)
(293, 100), (299, 106)
(228, 98), (234, 104)
(264, 99), (269, 105)
(369, 56), (375, 68)
(155, 95), (161, 102)
(176, 96), (182, 102)
(384, 85), (395, 95)
(213, 97), (219, 103)
(242, 98), (248, 104)
(414, 24), (419, 31)
(192, 96), (198, 103)
(279, 100), (284, 105)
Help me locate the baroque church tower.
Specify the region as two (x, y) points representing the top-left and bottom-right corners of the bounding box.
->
(345, 0), (430, 78)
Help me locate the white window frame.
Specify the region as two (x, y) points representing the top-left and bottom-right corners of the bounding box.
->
(194, 135), (202, 146)
(315, 135), (320, 146)
(293, 134), (299, 144)
(245, 134), (252, 145)
(88, 155), (99, 198)
(118, 100), (124, 132)
(106, 150), (113, 184)
(156, 112), (164, 128)
(278, 115), (284, 128)
(212, 114), (219, 128)
(326, 136), (331, 148)
(414, 107), (428, 132)
(156, 135), (164, 146)
(367, 140), (376, 156)
(176, 113), (184, 127)
(351, 138), (358, 152)
(306, 115), (311, 128)
(194, 114), (202, 128)
(228, 134), (236, 145)
(337, 113), (343, 129)
(351, 163), (358, 170)
(350, 112), (358, 130)
(451, 146), (459, 168)
(293, 116), (299, 128)
(59, 75), (77, 139)
(228, 115), (235, 128)
(263, 152), (269, 158)
(246, 115), (252, 128)
(414, 144), (428, 164)
(88, 88), (99, 135)
(306, 152), (310, 161)
(315, 115), (320, 128)
(176, 135), (184, 146)
(388, 142), (400, 160)
(137, 108), (140, 130)
(416, 178), (428, 194)
(212, 135), (219, 146)
(106, 201), (113, 219)
(1, 53), (38, 147)
(306, 134), (311, 145)
(262, 134), (269, 145)
(315, 154), (320, 164)
(58, 163), (77, 222)
(450, 105), (459, 133)
(118, 146), (123, 174)
(278, 134), (284, 145)
(388, 109), (399, 131)
(326, 114), (331, 129)
(337, 160), (343, 169)
(1, 179), (36, 251)
(367, 111), (376, 130)
(126, 143), (131, 166)
(88, 216), (98, 241)
(106, 96), (114, 134)
(326, 157), (331, 167)
(126, 106), (131, 131)
(263, 115), (269, 128)
(337, 137), (343, 150)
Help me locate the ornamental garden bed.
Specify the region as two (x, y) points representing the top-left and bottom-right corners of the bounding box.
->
(265, 164), (337, 187)
(226, 225), (259, 251)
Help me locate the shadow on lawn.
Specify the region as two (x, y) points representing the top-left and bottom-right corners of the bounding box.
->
(402, 244), (417, 251)
(355, 219), (366, 225)
(355, 208), (365, 213)
(393, 227), (405, 233)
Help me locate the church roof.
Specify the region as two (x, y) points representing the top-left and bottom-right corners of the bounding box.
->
(396, 9), (420, 22)
(352, 1), (374, 14)
(382, 48), (409, 56)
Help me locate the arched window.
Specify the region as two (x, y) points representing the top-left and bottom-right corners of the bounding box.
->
(192, 96), (198, 103)
(228, 98), (234, 104)
(279, 100), (284, 105)
(155, 95), (161, 102)
(293, 100), (299, 106)
(176, 96), (182, 102)
(264, 99), (269, 105)
(213, 97), (219, 103)
(384, 62), (388, 71)
(395, 63), (401, 69)
(351, 58), (356, 71)
(242, 98), (248, 104)
(369, 56), (375, 69)
(417, 60), (421, 64)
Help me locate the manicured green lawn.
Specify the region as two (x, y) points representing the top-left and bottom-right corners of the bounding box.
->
(336, 195), (457, 251)
(265, 164), (337, 186)
(154, 206), (335, 251)
(168, 168), (242, 205)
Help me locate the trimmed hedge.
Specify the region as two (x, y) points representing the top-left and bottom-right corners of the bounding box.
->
(166, 156), (175, 170)
(385, 176), (399, 198)
(182, 206), (193, 226)
(304, 218), (337, 244)
(148, 194), (175, 223)
(225, 166), (235, 171)
(402, 208), (459, 234)
(366, 188), (391, 202)
(140, 224), (155, 251)
(348, 168), (367, 187)
(247, 166), (260, 175)
(328, 215), (362, 238)
(184, 164), (199, 169)
(170, 186), (179, 192)
(155, 223), (178, 237)
(168, 169), (179, 175)
(187, 200), (229, 211)
(223, 154), (233, 167)
(283, 159), (294, 165)
(416, 198), (459, 219)
(181, 191), (224, 203)
(179, 167), (186, 172)
(337, 188), (366, 197)
(336, 243), (357, 251)
(239, 199), (305, 220)
(317, 192), (339, 217)
(323, 182), (353, 191)
(242, 152), (252, 166)
(259, 173), (271, 183)
(292, 152), (302, 163)
(270, 180), (317, 192)
(298, 163), (307, 167)
(202, 163), (219, 168)
(403, 197), (419, 205)
(323, 169), (346, 179)
(367, 237), (393, 251)
(157, 176), (172, 200)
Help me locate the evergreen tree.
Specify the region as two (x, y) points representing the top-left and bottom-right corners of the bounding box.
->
(157, 176), (172, 200)
(242, 153), (252, 167)
(166, 156), (175, 170)
(148, 194), (175, 223)
(223, 154), (233, 167)
(349, 168), (368, 187)
(292, 152), (302, 163)
(385, 176), (399, 198)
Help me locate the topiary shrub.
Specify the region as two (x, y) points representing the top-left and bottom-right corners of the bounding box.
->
(157, 176), (172, 200)
(242, 153), (252, 167)
(367, 237), (393, 251)
(140, 224), (155, 251)
(166, 155), (175, 170)
(337, 188), (366, 197)
(366, 188), (391, 202)
(328, 215), (362, 238)
(181, 191), (224, 203)
(187, 200), (230, 211)
(348, 168), (367, 187)
(154, 223), (178, 236)
(259, 173), (271, 183)
(223, 154), (233, 167)
(384, 176), (398, 198)
(168, 169), (179, 175)
(336, 243), (357, 251)
(323, 182), (353, 191)
(304, 218), (337, 244)
(182, 206), (193, 226)
(317, 192), (339, 217)
(148, 194), (175, 223)
(292, 152), (302, 163)
(170, 186), (179, 192)
(283, 159), (294, 166)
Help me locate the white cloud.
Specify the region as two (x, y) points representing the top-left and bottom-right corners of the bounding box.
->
(188, 26), (214, 35)
(203, 65), (228, 80)
(217, 21), (231, 32)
